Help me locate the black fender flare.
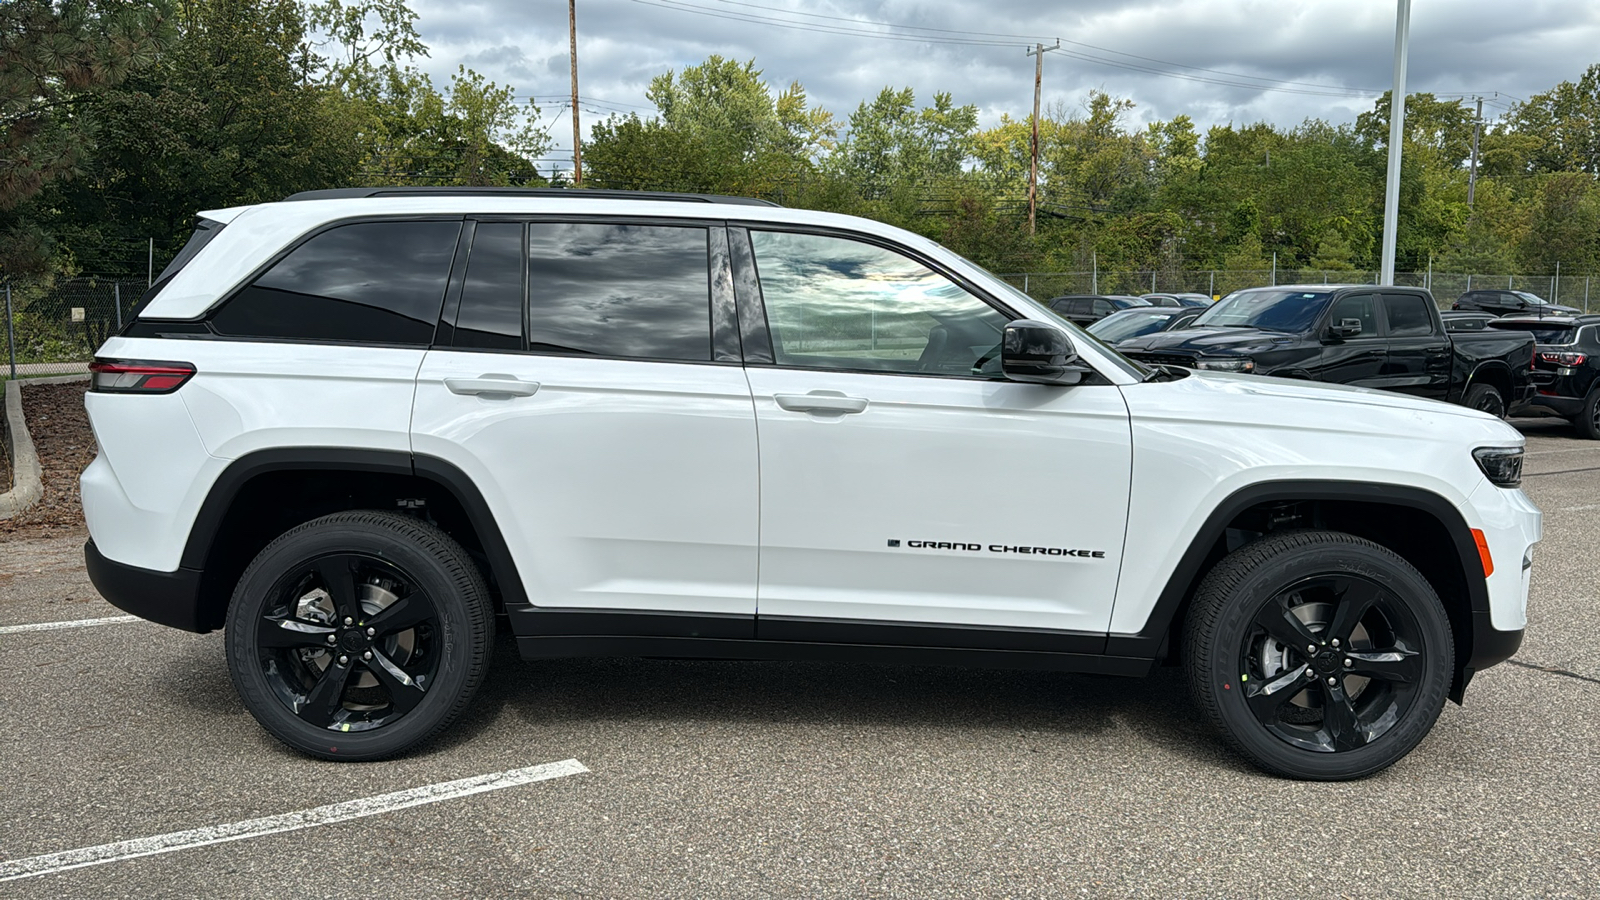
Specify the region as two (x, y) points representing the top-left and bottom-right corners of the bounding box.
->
(179, 447), (527, 607)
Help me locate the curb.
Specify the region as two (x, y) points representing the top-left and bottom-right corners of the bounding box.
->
(1, 374), (89, 519)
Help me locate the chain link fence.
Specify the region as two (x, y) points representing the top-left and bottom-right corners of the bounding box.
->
(999, 270), (1600, 312)
(3, 277), (146, 379)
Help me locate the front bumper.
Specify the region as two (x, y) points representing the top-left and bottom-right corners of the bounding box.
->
(85, 539), (214, 633)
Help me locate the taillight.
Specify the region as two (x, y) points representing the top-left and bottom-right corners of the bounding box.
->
(1538, 351), (1586, 366)
(89, 359), (196, 394)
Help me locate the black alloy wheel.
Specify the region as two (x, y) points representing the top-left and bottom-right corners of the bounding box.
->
(226, 511), (493, 761)
(1184, 530), (1452, 780)
(1578, 389), (1600, 440)
(1464, 383), (1506, 419)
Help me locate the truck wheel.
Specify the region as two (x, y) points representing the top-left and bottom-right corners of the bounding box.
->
(1576, 389), (1600, 440)
(225, 511), (493, 761)
(1183, 530), (1452, 780)
(1463, 383), (1506, 419)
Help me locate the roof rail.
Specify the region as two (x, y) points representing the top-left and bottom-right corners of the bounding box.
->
(281, 187), (780, 207)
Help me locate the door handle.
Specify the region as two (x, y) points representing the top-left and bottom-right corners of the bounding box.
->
(444, 374), (541, 397)
(774, 392), (869, 415)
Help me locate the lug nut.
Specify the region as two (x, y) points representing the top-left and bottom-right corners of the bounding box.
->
(1344, 658), (1353, 668)
(1326, 676), (1337, 685)
(343, 617), (354, 626)
(338, 655), (349, 665)
(326, 634), (337, 645)
(1307, 644), (1317, 655)
(362, 651), (373, 660)
(1331, 638), (1341, 648)
(366, 627), (375, 636)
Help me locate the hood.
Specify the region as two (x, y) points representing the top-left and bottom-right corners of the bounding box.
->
(1148, 368), (1511, 423)
(1120, 326), (1293, 355)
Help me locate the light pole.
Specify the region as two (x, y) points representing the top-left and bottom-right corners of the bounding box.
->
(1379, 0), (1411, 286)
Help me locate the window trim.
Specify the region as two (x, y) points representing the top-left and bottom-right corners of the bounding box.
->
(729, 222), (1023, 381)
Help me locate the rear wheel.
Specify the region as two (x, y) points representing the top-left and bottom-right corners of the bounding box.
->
(1575, 389), (1600, 440)
(1463, 383), (1506, 419)
(225, 511), (493, 761)
(1183, 530), (1453, 780)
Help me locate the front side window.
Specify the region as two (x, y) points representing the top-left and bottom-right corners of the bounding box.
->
(526, 223), (711, 361)
(749, 231), (1009, 376)
(1328, 293), (1381, 338)
(213, 220), (460, 345)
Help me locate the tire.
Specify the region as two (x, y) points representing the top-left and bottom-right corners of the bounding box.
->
(1182, 530), (1453, 780)
(1463, 383), (1506, 419)
(1576, 389), (1600, 440)
(225, 511), (494, 761)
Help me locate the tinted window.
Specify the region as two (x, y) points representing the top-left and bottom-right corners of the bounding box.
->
(1489, 321), (1580, 344)
(213, 220), (460, 345)
(1093, 299), (1115, 316)
(1088, 310), (1175, 343)
(1328, 293), (1380, 337)
(1383, 293), (1434, 336)
(750, 231), (1008, 376)
(456, 222), (523, 350)
(526, 223), (710, 361)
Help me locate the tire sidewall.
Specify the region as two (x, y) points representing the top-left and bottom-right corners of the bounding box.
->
(225, 516), (483, 760)
(1201, 539), (1453, 780)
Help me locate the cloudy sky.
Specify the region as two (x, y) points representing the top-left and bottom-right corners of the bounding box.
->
(407, 0), (1599, 175)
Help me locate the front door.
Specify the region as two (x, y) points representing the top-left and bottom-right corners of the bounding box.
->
(1318, 292), (1386, 386)
(736, 229), (1133, 639)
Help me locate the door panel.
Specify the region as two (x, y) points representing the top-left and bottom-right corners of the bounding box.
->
(1380, 292), (1451, 398)
(1319, 292), (1386, 386)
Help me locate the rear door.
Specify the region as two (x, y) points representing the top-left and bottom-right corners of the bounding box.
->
(1379, 291), (1451, 399)
(410, 218), (759, 624)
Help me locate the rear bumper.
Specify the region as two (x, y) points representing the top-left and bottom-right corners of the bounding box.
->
(85, 539), (214, 633)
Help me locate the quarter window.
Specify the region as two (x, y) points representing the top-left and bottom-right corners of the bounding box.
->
(212, 220), (460, 345)
(749, 231), (1009, 375)
(526, 223), (711, 361)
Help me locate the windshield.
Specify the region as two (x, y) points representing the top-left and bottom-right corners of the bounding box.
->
(1090, 311), (1175, 343)
(1490, 321), (1578, 344)
(1192, 289), (1333, 333)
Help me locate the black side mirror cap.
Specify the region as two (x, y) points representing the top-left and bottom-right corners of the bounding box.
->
(1328, 318), (1363, 339)
(1001, 320), (1090, 384)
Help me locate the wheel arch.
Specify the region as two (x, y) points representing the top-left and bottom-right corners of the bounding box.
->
(1464, 360), (1513, 403)
(181, 448), (525, 632)
(1108, 480), (1491, 702)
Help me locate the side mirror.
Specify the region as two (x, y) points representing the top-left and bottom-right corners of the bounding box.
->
(1328, 318), (1363, 339)
(1002, 320), (1090, 384)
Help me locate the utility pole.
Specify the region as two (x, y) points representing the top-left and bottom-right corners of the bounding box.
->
(1379, 0), (1411, 286)
(1026, 41), (1061, 236)
(1467, 97), (1483, 208)
(568, 0), (582, 186)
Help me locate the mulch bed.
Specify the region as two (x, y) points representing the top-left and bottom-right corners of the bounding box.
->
(1, 381), (93, 535)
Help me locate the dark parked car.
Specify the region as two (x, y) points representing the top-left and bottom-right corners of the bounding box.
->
(1494, 314), (1600, 437)
(1453, 289), (1581, 318)
(1141, 292), (1213, 308)
(1087, 306), (1202, 345)
(1046, 294), (1150, 326)
(1119, 284), (1535, 416)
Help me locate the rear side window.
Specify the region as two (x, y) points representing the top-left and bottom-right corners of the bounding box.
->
(211, 220), (461, 345)
(525, 223), (711, 361)
(128, 218), (227, 320)
(1382, 293), (1434, 336)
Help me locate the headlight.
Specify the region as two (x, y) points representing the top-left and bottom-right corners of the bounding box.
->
(1473, 447), (1524, 488)
(1195, 357), (1255, 373)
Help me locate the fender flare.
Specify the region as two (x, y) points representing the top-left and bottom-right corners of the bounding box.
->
(179, 447), (527, 607)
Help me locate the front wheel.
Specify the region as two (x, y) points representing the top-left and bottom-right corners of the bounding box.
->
(1183, 531), (1453, 780)
(225, 511), (494, 761)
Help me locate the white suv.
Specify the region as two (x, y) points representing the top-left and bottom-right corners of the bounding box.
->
(82, 188), (1540, 779)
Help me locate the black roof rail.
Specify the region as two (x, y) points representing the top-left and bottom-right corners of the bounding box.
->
(281, 187), (780, 207)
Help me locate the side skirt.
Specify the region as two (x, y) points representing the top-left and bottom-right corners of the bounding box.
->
(515, 635), (1154, 677)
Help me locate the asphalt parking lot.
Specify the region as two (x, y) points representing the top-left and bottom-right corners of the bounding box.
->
(2, 421), (1597, 898)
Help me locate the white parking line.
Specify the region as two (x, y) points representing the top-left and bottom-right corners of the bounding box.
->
(0, 615), (142, 634)
(0, 758), (589, 882)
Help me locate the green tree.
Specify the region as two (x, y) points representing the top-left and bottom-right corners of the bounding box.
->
(1504, 64), (1600, 175)
(834, 87), (977, 198)
(1, 0), (173, 274)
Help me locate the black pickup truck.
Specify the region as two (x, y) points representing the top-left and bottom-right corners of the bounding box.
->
(1118, 284), (1535, 416)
